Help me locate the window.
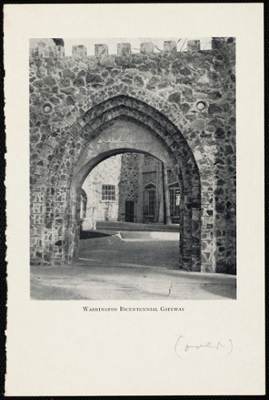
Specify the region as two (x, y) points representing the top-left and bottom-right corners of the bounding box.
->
(144, 183), (156, 216)
(102, 185), (116, 201)
(169, 185), (180, 217)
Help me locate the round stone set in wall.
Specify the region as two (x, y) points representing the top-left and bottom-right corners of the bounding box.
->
(43, 103), (52, 114)
(196, 101), (207, 111)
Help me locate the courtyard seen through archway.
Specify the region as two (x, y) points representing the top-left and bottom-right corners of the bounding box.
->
(78, 152), (181, 271)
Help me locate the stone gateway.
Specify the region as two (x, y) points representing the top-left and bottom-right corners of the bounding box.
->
(29, 37), (236, 274)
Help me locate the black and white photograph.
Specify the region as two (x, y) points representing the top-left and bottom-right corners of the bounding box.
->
(5, 4), (264, 396)
(29, 36), (237, 300)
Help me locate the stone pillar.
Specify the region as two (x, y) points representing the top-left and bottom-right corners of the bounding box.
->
(73, 190), (81, 261)
(140, 42), (154, 54)
(163, 40), (177, 53)
(72, 45), (87, 59)
(191, 180), (202, 272)
(200, 174), (214, 273)
(63, 182), (80, 265)
(212, 140), (236, 274)
(137, 154), (144, 223)
(157, 161), (164, 223)
(225, 210), (236, 274)
(30, 186), (46, 265)
(117, 43), (131, 56)
(187, 40), (200, 52)
(30, 38), (60, 58)
(95, 44), (108, 57)
(213, 176), (227, 273)
(162, 163), (172, 225)
(181, 177), (193, 271)
(212, 37), (227, 50)
(52, 39), (65, 57)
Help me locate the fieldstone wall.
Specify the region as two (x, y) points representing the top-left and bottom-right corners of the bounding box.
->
(118, 153), (140, 222)
(29, 37), (236, 274)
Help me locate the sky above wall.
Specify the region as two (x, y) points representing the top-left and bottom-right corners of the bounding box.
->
(63, 37), (212, 56)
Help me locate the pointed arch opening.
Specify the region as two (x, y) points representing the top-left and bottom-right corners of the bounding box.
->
(31, 94), (203, 271)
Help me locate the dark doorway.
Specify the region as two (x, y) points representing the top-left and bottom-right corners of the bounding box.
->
(143, 183), (156, 223)
(125, 201), (134, 222)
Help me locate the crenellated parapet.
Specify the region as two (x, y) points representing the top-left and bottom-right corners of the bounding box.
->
(30, 38), (65, 58)
(30, 37), (235, 61)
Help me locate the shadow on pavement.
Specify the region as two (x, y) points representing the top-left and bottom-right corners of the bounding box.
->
(80, 231), (111, 240)
(202, 282), (236, 299)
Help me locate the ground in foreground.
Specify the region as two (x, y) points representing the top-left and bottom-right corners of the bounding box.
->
(31, 232), (236, 300)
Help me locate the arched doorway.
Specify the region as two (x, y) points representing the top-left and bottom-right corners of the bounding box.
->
(143, 183), (157, 223)
(63, 96), (201, 271)
(31, 94), (204, 271)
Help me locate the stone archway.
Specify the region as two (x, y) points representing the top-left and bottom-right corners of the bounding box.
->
(64, 96), (202, 270)
(30, 35), (237, 274)
(31, 94), (209, 271)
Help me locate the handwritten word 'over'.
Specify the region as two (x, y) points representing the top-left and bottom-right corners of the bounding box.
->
(174, 335), (233, 360)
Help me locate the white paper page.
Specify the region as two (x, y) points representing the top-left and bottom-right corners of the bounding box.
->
(4, 4), (264, 396)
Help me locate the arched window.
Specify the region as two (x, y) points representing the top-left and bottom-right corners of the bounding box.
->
(143, 183), (156, 217)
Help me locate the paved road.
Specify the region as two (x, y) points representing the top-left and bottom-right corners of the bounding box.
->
(31, 233), (236, 301)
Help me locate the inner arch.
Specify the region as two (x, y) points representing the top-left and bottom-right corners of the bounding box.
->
(67, 114), (199, 269)
(70, 117), (179, 192)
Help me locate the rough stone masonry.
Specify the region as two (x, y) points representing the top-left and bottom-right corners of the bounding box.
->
(29, 37), (236, 274)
